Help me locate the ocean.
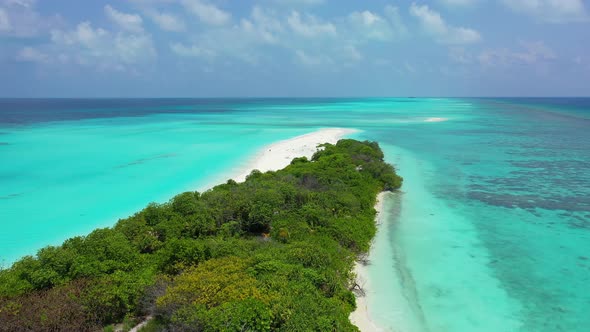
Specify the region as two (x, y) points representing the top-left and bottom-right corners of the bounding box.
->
(0, 98), (588, 331)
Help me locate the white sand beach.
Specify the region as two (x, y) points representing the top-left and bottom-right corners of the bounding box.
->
(349, 192), (388, 332)
(424, 117), (449, 122)
(231, 128), (360, 182)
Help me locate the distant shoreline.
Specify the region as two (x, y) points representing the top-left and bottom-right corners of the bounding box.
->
(200, 127), (360, 190)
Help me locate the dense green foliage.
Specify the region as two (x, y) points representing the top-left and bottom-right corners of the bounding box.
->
(0, 139), (402, 331)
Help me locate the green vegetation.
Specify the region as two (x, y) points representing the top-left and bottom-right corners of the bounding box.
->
(0, 139), (402, 331)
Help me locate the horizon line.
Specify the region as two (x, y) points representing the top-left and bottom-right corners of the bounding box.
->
(1, 96), (589, 99)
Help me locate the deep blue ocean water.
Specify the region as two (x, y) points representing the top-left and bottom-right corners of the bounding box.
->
(0, 98), (588, 331)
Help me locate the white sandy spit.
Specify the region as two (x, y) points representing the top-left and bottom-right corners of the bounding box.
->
(349, 192), (388, 332)
(424, 117), (449, 122)
(231, 128), (360, 183)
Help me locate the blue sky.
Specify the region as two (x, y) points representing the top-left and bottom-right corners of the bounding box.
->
(0, 0), (589, 97)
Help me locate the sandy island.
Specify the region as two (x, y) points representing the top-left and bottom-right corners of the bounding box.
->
(230, 127), (386, 331)
(135, 128), (367, 331)
(230, 127), (384, 332)
(231, 128), (360, 182)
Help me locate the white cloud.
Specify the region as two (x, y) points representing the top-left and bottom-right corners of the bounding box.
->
(42, 21), (156, 71)
(0, 0), (63, 37)
(478, 41), (556, 66)
(0, 8), (10, 31)
(410, 3), (481, 44)
(115, 33), (156, 63)
(4, 0), (155, 73)
(273, 0), (325, 6)
(287, 11), (336, 37)
(2, 0), (36, 7)
(166, 4), (404, 69)
(295, 49), (332, 65)
(572, 56), (590, 71)
(521, 41), (556, 60)
(146, 10), (185, 32)
(478, 49), (511, 66)
(104, 5), (144, 32)
(348, 10), (389, 40)
(240, 6), (283, 44)
(449, 47), (473, 63)
(405, 61), (416, 73)
(439, 0), (478, 7)
(181, 0), (231, 26)
(384, 5), (408, 36)
(51, 22), (107, 47)
(502, 0), (589, 23)
(16, 46), (49, 63)
(347, 7), (407, 41)
(170, 42), (214, 57)
(167, 6), (286, 64)
(344, 45), (362, 61)
(350, 10), (381, 26)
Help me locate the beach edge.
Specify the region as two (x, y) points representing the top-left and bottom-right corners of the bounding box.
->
(200, 127), (360, 191)
(349, 191), (388, 332)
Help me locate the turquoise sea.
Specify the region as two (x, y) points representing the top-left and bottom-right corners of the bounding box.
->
(1, 98), (589, 331)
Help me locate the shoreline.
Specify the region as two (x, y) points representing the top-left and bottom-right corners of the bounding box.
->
(200, 128), (360, 190)
(231, 127), (360, 182)
(349, 192), (388, 332)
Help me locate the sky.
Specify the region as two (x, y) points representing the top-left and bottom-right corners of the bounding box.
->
(0, 0), (589, 97)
